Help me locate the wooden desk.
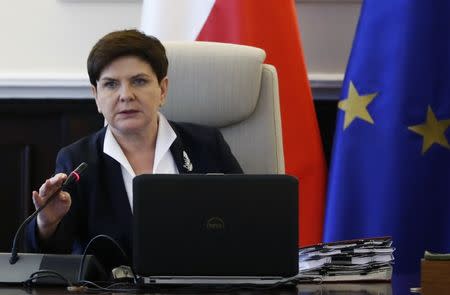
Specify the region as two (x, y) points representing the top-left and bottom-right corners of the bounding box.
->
(0, 272), (420, 294)
(0, 283), (393, 295)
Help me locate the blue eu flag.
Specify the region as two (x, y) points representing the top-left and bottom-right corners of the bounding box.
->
(324, 0), (450, 283)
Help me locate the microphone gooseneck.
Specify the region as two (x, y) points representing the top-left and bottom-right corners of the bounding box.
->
(9, 162), (88, 265)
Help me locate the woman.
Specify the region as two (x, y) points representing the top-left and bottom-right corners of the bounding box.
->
(25, 29), (242, 259)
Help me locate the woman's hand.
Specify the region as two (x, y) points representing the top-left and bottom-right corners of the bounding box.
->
(32, 173), (72, 240)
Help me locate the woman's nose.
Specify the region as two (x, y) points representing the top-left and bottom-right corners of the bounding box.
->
(119, 84), (135, 101)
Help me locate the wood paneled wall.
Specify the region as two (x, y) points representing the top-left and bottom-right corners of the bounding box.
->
(0, 98), (337, 252)
(0, 99), (103, 251)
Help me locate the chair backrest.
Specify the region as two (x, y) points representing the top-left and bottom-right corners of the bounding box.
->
(161, 42), (284, 174)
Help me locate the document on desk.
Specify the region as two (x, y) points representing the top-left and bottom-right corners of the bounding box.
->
(297, 236), (394, 282)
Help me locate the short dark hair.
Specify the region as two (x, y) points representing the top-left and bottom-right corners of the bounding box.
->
(87, 29), (168, 87)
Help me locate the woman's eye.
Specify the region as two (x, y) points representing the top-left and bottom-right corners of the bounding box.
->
(133, 78), (147, 86)
(103, 81), (117, 89)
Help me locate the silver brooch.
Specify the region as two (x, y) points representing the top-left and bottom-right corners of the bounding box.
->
(183, 150), (193, 172)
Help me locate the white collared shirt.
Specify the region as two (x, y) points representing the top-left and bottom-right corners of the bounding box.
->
(103, 112), (179, 211)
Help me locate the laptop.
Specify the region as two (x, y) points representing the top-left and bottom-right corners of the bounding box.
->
(132, 174), (298, 285)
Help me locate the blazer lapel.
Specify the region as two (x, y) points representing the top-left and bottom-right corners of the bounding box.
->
(102, 154), (133, 221)
(96, 127), (131, 217)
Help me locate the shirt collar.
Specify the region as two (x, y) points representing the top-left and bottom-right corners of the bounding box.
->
(103, 112), (177, 175)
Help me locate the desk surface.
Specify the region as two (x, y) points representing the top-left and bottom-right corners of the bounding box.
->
(0, 276), (420, 295)
(0, 273), (421, 295)
(0, 285), (388, 295)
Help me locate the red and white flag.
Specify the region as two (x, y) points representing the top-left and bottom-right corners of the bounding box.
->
(142, 0), (327, 246)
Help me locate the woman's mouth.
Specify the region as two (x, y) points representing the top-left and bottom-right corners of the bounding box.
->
(119, 110), (138, 114)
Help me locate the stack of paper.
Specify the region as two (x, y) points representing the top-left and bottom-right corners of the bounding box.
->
(297, 237), (394, 282)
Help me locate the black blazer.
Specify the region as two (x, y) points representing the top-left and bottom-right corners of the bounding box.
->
(25, 121), (242, 263)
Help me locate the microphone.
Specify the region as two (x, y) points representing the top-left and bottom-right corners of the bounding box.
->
(9, 162), (88, 265)
(0, 162), (107, 285)
(63, 162), (88, 187)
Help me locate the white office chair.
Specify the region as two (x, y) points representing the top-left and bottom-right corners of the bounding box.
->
(161, 42), (284, 174)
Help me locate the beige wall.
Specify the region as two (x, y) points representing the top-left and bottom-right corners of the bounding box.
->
(0, 0), (361, 97)
(0, 0), (141, 78)
(297, 0), (361, 82)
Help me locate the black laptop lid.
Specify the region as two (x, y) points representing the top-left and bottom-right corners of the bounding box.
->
(132, 174), (298, 277)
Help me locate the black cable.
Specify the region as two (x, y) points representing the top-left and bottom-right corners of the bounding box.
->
(77, 280), (139, 293)
(24, 270), (72, 287)
(77, 234), (138, 284)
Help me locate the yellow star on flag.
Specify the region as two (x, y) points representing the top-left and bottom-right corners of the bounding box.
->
(338, 81), (377, 130)
(408, 106), (450, 154)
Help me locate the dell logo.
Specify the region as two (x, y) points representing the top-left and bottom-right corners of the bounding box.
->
(206, 217), (225, 230)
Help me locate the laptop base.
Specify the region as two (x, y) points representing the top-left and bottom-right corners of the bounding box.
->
(140, 276), (289, 285)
